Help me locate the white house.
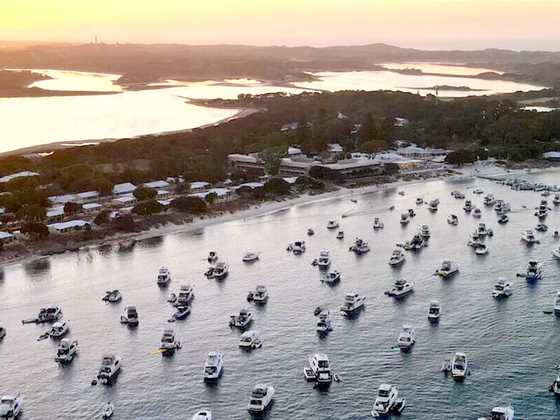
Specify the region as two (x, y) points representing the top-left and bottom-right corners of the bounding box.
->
(327, 143), (344, 154)
(76, 191), (100, 203)
(189, 188), (234, 203)
(48, 194), (78, 205)
(114, 194), (137, 207)
(0, 171), (40, 184)
(190, 181), (211, 192)
(113, 182), (136, 196)
(0, 231), (15, 243)
(83, 203), (103, 214)
(156, 190), (171, 200)
(48, 220), (90, 234)
(144, 180), (170, 190)
(46, 207), (65, 223)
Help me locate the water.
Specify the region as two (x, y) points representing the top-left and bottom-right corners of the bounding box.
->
(2, 175), (560, 419)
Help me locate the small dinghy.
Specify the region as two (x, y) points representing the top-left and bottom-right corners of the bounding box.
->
(102, 402), (114, 419)
(192, 410), (212, 420)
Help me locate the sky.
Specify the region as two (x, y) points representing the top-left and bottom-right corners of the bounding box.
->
(2, 0), (560, 50)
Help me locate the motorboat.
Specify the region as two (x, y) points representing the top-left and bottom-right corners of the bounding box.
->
(54, 338), (79, 363)
(472, 207), (482, 218)
(316, 250), (331, 269)
(478, 406), (514, 420)
(207, 251), (218, 263)
(492, 279), (513, 298)
(229, 308), (253, 329)
(213, 262), (229, 280)
(385, 279), (414, 298)
(405, 234), (425, 251)
(323, 270), (341, 284)
(408, 208), (416, 217)
(497, 214), (509, 224)
(419, 224), (430, 239)
(0, 393), (22, 419)
(373, 217), (384, 229)
(247, 285), (269, 304)
(157, 267), (171, 287)
(192, 410), (212, 420)
(327, 220), (339, 230)
(428, 301), (441, 323)
(451, 352), (468, 380)
(400, 213), (410, 225)
(242, 252), (259, 262)
(160, 329), (181, 356)
(452, 191), (465, 199)
(550, 373), (560, 396)
(416, 198), (424, 205)
(521, 229), (538, 244)
(340, 292), (366, 316)
(102, 290), (122, 303)
(176, 285), (194, 306)
(435, 260), (459, 278)
(349, 238), (370, 255)
(288, 240), (306, 255)
(536, 223), (548, 232)
(473, 188), (484, 194)
(203, 351), (224, 382)
(554, 292), (560, 315)
(0, 324), (5, 341)
(120, 305), (139, 326)
(483, 194), (496, 206)
(554, 194), (560, 205)
(475, 243), (489, 255)
(525, 260), (543, 282)
(494, 200), (511, 215)
(316, 311), (333, 334)
(477, 223), (493, 237)
(336, 231), (344, 239)
(247, 384), (274, 414)
(397, 325), (416, 351)
(239, 331), (263, 350)
(204, 267), (215, 279)
(553, 246), (560, 259)
(388, 249), (406, 266)
(307, 228), (314, 236)
(171, 305), (191, 321)
(372, 384), (406, 417)
(447, 214), (459, 225)
(308, 353), (333, 386)
(36, 305), (63, 323)
(535, 203), (549, 219)
(428, 199), (439, 212)
(398, 190), (405, 196)
(102, 402), (114, 419)
(49, 320), (69, 339)
(463, 200), (473, 212)
(97, 354), (121, 384)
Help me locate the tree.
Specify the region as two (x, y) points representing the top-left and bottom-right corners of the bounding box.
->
(21, 222), (49, 240)
(112, 213), (136, 231)
(16, 204), (46, 222)
(133, 186), (157, 201)
(205, 192), (218, 205)
(445, 149), (476, 165)
(264, 178), (291, 195)
(94, 209), (111, 226)
(132, 200), (164, 216)
(170, 196), (208, 214)
(63, 202), (82, 215)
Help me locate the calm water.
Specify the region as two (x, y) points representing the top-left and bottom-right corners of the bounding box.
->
(2, 175), (560, 419)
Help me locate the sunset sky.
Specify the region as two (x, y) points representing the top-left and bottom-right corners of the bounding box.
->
(2, 0), (559, 50)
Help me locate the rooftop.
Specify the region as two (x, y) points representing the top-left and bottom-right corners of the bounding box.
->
(113, 182), (136, 195)
(144, 180), (170, 189)
(0, 171), (40, 184)
(48, 220), (90, 230)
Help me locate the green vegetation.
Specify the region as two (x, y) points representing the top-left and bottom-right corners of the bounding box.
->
(170, 196), (207, 214)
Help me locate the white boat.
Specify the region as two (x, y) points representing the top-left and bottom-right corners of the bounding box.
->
(535, 203), (549, 219)
(479, 406), (514, 420)
(97, 354), (121, 384)
(428, 301), (441, 323)
(475, 243), (489, 255)
(492, 279), (513, 298)
(176, 285), (194, 306)
(316, 250), (331, 269)
(102, 289), (122, 303)
(521, 229), (538, 244)
(397, 325), (416, 351)
(416, 197), (423, 205)
(54, 338), (79, 363)
(327, 220), (339, 230)
(323, 270), (341, 284)
(289, 240), (306, 255)
(477, 223), (493, 237)
(316, 311), (333, 334)
(340, 292), (366, 316)
(242, 252), (259, 262)
(463, 200), (473, 212)
(388, 249), (405, 266)
(308, 353), (333, 386)
(102, 402), (114, 419)
(373, 217), (384, 229)
(171, 305), (191, 321)
(554, 292), (560, 315)
(405, 234), (425, 251)
(536, 223), (548, 232)
(372, 384), (406, 417)
(451, 352), (468, 380)
(229, 308), (253, 329)
(120, 305), (139, 326)
(157, 267), (171, 287)
(494, 200), (511, 215)
(497, 214), (509, 224)
(419, 224), (430, 239)
(472, 207), (482, 218)
(452, 191), (465, 199)
(49, 320), (69, 339)
(192, 410), (212, 420)
(551, 373), (560, 396)
(428, 199), (439, 212)
(435, 260), (459, 278)
(239, 331), (263, 350)
(473, 188), (484, 194)
(307, 228), (314, 236)
(159, 329), (181, 355)
(553, 246), (560, 259)
(213, 262), (229, 280)
(447, 214), (458, 225)
(0, 324), (5, 341)
(336, 231), (344, 239)
(349, 238), (370, 255)
(36, 305), (63, 323)
(483, 194), (496, 206)
(400, 213), (410, 225)
(248, 285), (269, 304)
(525, 260), (543, 282)
(203, 351), (224, 382)
(386, 279), (414, 298)
(207, 251), (218, 263)
(408, 208), (416, 218)
(554, 194), (560, 205)
(247, 384), (274, 414)
(0, 393), (23, 419)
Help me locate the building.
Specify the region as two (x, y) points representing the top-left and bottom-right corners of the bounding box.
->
(76, 191), (99, 203)
(374, 152), (423, 170)
(235, 182), (265, 190)
(287, 147), (304, 158)
(543, 151), (560, 161)
(48, 194), (77, 205)
(46, 207), (65, 223)
(144, 180), (170, 190)
(316, 159), (384, 180)
(327, 144), (344, 154)
(189, 188), (235, 203)
(113, 182), (136, 196)
(83, 203), (103, 214)
(156, 190), (171, 200)
(190, 181), (211, 193)
(227, 154), (265, 174)
(114, 194), (137, 207)
(48, 220), (90, 234)
(0, 171), (40, 184)
(278, 158), (315, 177)
(0, 231), (15, 243)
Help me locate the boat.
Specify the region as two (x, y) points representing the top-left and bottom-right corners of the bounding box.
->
(373, 217), (384, 229)
(349, 238), (370, 255)
(340, 292), (366, 316)
(435, 260), (459, 278)
(0, 324), (5, 341)
(553, 246), (560, 259)
(550, 372), (560, 396)
(213, 262), (229, 280)
(521, 229), (538, 244)
(554, 292), (560, 315)
(388, 249), (406, 266)
(416, 198), (423, 205)
(176, 285), (194, 306)
(333, 229), (344, 240)
(307, 228), (314, 236)
(247, 384), (274, 415)
(428, 199), (439, 212)
(36, 305), (63, 323)
(171, 305), (191, 321)
(248, 285), (269, 304)
(475, 243), (489, 255)
(398, 190), (405, 196)
(497, 214), (509, 224)
(192, 410), (212, 420)
(478, 406), (514, 420)
(54, 338), (79, 363)
(473, 188), (484, 194)
(323, 270), (341, 284)
(229, 308), (253, 329)
(316, 311), (333, 334)
(483, 194), (496, 206)
(525, 260), (543, 282)
(102, 402), (114, 419)
(288, 240), (306, 255)
(203, 351), (224, 382)
(451, 352), (468, 380)
(535, 202), (549, 219)
(316, 250), (331, 269)
(472, 207), (482, 218)
(385, 279), (414, 298)
(372, 384), (406, 417)
(447, 214), (459, 225)
(97, 354), (121, 384)
(120, 306), (139, 326)
(419, 224), (430, 239)
(536, 223), (548, 232)
(308, 353), (333, 386)
(397, 325), (416, 351)
(327, 220), (339, 230)
(463, 200), (473, 212)
(494, 200), (511, 215)
(492, 279), (513, 298)
(477, 223), (493, 237)
(0, 393), (22, 419)
(400, 213), (410, 225)
(554, 194), (560, 205)
(428, 301), (441, 323)
(102, 290), (122, 303)
(207, 251), (218, 263)
(452, 191), (465, 199)
(405, 234), (425, 251)
(157, 267), (171, 287)
(242, 252), (259, 262)
(204, 267), (215, 279)
(239, 331), (263, 350)
(49, 320), (69, 338)
(160, 329), (181, 356)
(408, 208), (416, 217)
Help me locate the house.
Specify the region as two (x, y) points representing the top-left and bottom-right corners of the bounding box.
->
(0, 171), (40, 184)
(278, 157), (315, 177)
(0, 231), (15, 243)
(327, 144), (344, 154)
(156, 190), (171, 200)
(144, 180), (170, 190)
(189, 188), (234, 203)
(396, 145), (433, 160)
(113, 182), (136, 196)
(235, 182), (265, 190)
(350, 152), (374, 160)
(48, 194), (78, 205)
(76, 191), (100, 204)
(114, 194), (137, 207)
(46, 207), (65, 223)
(374, 152), (423, 170)
(316, 159), (384, 180)
(48, 220), (90, 234)
(283, 177), (298, 185)
(82, 203), (103, 214)
(190, 181), (211, 193)
(227, 154), (266, 174)
(543, 151), (560, 161)
(287, 147), (304, 158)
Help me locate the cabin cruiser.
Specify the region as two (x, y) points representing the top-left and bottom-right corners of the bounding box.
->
(239, 331), (263, 350)
(385, 279), (414, 298)
(397, 325), (416, 351)
(288, 240), (306, 255)
(203, 351), (224, 382)
(307, 228), (314, 236)
(36, 305), (63, 323)
(54, 338), (78, 363)
(435, 260), (459, 278)
(372, 384), (406, 417)
(159, 329), (180, 356)
(553, 246), (560, 259)
(336, 231), (344, 239)
(247, 384), (274, 415)
(316, 250), (331, 269)
(400, 213), (410, 225)
(349, 238), (370, 255)
(447, 214), (459, 225)
(428, 301), (441, 323)
(247, 285), (269, 304)
(475, 243), (489, 255)
(428, 199), (439, 212)
(242, 252), (259, 262)
(404, 234), (425, 251)
(408, 208), (416, 217)
(388, 249), (405, 266)
(554, 194), (560, 205)
(536, 223), (548, 232)
(472, 207), (482, 218)
(120, 305), (139, 326)
(340, 292), (366, 316)
(323, 270), (341, 284)
(463, 200), (473, 212)
(478, 406), (515, 420)
(157, 267), (171, 287)
(497, 214), (509, 224)
(97, 354), (121, 384)
(0, 324), (5, 341)
(0, 393), (22, 419)
(525, 260), (543, 282)
(171, 305), (191, 321)
(550, 372), (560, 396)
(477, 223), (493, 237)
(327, 220), (339, 230)
(308, 353), (333, 386)
(483, 194), (496, 206)
(102, 403), (114, 420)
(176, 285), (194, 306)
(229, 308), (253, 329)
(492, 279), (513, 298)
(521, 229), (538, 244)
(419, 224), (430, 239)
(494, 200), (511, 215)
(102, 290), (122, 303)
(207, 251), (218, 263)
(473, 188), (484, 194)
(213, 262), (229, 280)
(373, 217), (384, 229)
(535, 202), (549, 219)
(192, 410), (212, 420)
(416, 197), (424, 205)
(316, 311), (333, 334)
(451, 352), (468, 380)
(49, 320), (69, 339)
(452, 191), (465, 199)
